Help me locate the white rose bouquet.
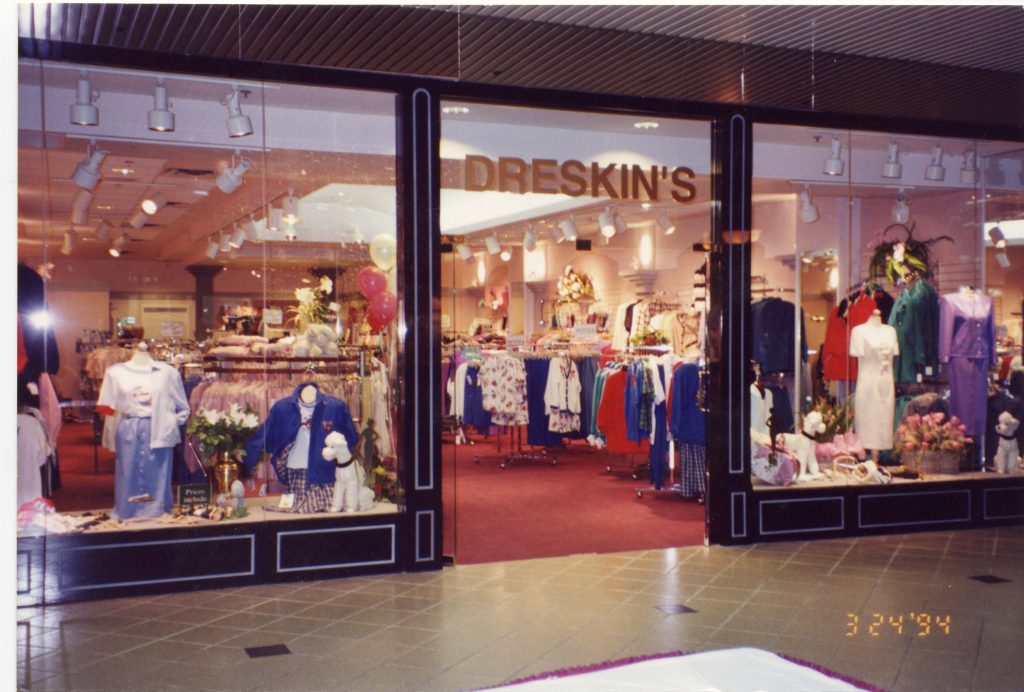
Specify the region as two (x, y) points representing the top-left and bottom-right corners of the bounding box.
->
(187, 404), (260, 462)
(289, 275), (335, 329)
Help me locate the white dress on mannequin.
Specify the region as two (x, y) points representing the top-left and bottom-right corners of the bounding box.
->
(850, 313), (900, 451)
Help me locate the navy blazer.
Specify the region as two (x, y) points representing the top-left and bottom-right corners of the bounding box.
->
(245, 383), (359, 485)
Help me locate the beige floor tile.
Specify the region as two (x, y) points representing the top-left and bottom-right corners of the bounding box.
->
(826, 655), (901, 690)
(115, 617), (197, 640)
(207, 610), (284, 630)
(257, 615), (331, 636)
(167, 624), (248, 646)
(158, 606), (236, 625)
(422, 668), (507, 692)
(894, 648), (976, 691)
(244, 598), (316, 617)
(127, 638), (208, 662)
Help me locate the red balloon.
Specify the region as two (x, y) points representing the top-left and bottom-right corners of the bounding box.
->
(356, 266), (387, 300)
(367, 291), (397, 332)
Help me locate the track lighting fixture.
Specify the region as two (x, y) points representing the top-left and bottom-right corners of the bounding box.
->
(72, 146), (108, 190)
(548, 225), (564, 243)
(523, 224), (538, 252)
(599, 208), (616, 238)
(229, 223), (246, 249)
(268, 207), (284, 232)
(95, 219), (112, 241)
(456, 243), (473, 262)
(823, 136), (845, 176)
(960, 149), (978, 185)
(61, 229), (77, 256)
(799, 186), (819, 224)
(222, 87), (253, 138)
(204, 236), (219, 259)
(614, 212), (628, 235)
(215, 153), (251, 194)
(243, 217), (259, 241)
(500, 249), (512, 262)
(996, 252), (1011, 269)
(141, 192), (167, 215)
(109, 233), (128, 258)
(219, 231), (232, 253)
(147, 79), (175, 132)
(657, 214), (676, 235)
(892, 192), (910, 224)
(881, 140), (902, 179)
(925, 144), (946, 182)
(70, 73), (100, 126)
(282, 189), (300, 225)
(485, 234), (501, 255)
(128, 208), (150, 229)
(559, 217), (578, 242)
(988, 225), (1007, 249)
(285, 225), (297, 242)
(70, 189), (93, 225)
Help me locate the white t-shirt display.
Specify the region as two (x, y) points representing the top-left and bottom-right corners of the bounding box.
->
(286, 401), (317, 469)
(850, 316), (900, 450)
(96, 360), (190, 449)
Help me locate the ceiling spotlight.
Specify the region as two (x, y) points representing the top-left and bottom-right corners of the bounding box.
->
(219, 231), (232, 253)
(95, 219), (112, 241)
(548, 225), (564, 243)
(222, 87), (253, 138)
(215, 153), (251, 194)
(599, 208), (616, 238)
(996, 251), (1011, 269)
(500, 249), (512, 262)
(109, 233), (128, 258)
(456, 243), (473, 262)
(204, 236), (219, 259)
(147, 79), (175, 132)
(70, 73), (99, 126)
(614, 212), (628, 235)
(892, 192), (910, 224)
(559, 217), (578, 241)
(61, 229), (76, 256)
(485, 234), (501, 255)
(657, 214), (676, 235)
(243, 217), (259, 241)
(282, 189), (300, 225)
(799, 186), (819, 224)
(285, 225), (297, 242)
(268, 206), (284, 231)
(229, 223), (246, 249)
(823, 135), (845, 176)
(141, 192), (167, 215)
(72, 146), (108, 190)
(989, 225), (1007, 249)
(925, 144), (946, 182)
(960, 149), (978, 185)
(70, 188), (93, 225)
(128, 208), (150, 229)
(523, 224), (538, 252)
(881, 140), (902, 179)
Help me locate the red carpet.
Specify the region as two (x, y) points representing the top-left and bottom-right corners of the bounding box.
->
(443, 437), (706, 564)
(52, 421), (117, 513)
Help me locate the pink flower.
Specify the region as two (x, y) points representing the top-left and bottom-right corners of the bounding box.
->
(921, 442), (931, 450)
(904, 441), (916, 450)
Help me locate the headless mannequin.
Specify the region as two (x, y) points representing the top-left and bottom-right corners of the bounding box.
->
(865, 310), (884, 461)
(300, 383), (317, 404)
(129, 340), (154, 367)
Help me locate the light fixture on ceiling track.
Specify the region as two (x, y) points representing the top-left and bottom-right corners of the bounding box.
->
(500, 249), (512, 262)
(218, 231), (232, 253)
(823, 135), (845, 176)
(282, 189), (301, 225)
(141, 192), (167, 215)
(72, 145), (108, 190)
(148, 79), (175, 132)
(892, 190), (910, 224)
(70, 189), (93, 225)
(881, 140), (902, 179)
(559, 217), (578, 241)
(109, 233), (128, 258)
(268, 207), (284, 231)
(925, 144), (946, 182)
(523, 224), (538, 252)
(285, 225), (297, 242)
(229, 223), (246, 249)
(485, 234), (501, 255)
(222, 87), (253, 138)
(548, 225), (563, 243)
(614, 211), (628, 235)
(61, 229), (76, 256)
(70, 72), (100, 126)
(215, 152), (251, 194)
(657, 214), (676, 235)
(204, 236), (219, 259)
(799, 185), (819, 224)
(599, 207), (616, 238)
(128, 208), (150, 229)
(988, 225), (1007, 249)
(960, 149), (978, 185)
(243, 216), (259, 241)
(456, 243), (473, 261)
(94, 219), (112, 241)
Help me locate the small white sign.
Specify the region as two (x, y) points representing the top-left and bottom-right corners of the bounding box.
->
(263, 308), (283, 325)
(506, 334), (527, 351)
(278, 493), (295, 510)
(159, 320), (184, 337)
(573, 324), (598, 339)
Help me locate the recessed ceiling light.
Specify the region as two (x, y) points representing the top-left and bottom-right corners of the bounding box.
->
(442, 106), (470, 115)
(193, 190), (209, 197)
(96, 204), (113, 211)
(111, 167), (135, 176)
(633, 121), (659, 130)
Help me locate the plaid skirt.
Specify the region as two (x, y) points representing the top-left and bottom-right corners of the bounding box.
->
(274, 449), (334, 513)
(678, 443), (706, 498)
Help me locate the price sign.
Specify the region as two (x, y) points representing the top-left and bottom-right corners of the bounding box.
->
(506, 334), (527, 351)
(178, 483), (210, 510)
(463, 346), (482, 362)
(160, 320), (184, 337)
(263, 308), (283, 325)
(573, 324), (597, 339)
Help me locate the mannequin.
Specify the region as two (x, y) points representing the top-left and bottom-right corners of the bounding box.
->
(849, 309), (899, 460)
(940, 287), (995, 444)
(129, 340), (154, 367)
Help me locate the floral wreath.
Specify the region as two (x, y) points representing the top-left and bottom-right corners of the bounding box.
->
(867, 223), (952, 287)
(556, 264), (595, 304)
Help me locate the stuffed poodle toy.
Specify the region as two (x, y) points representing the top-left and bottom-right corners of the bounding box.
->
(780, 411), (827, 482)
(322, 431), (375, 512)
(994, 411), (1021, 474)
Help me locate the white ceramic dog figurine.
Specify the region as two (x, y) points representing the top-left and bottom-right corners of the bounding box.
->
(781, 411), (827, 482)
(994, 411), (1020, 474)
(323, 431), (375, 512)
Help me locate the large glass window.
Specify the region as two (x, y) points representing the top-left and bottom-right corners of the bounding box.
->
(17, 61), (402, 535)
(751, 124), (1024, 490)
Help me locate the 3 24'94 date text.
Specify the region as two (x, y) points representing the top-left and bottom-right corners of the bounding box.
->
(846, 613), (951, 637)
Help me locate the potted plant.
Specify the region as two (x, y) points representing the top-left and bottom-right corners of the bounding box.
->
(186, 404), (260, 494)
(894, 412), (971, 475)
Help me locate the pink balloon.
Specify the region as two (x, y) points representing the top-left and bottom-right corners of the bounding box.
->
(356, 266), (387, 300)
(367, 291), (397, 332)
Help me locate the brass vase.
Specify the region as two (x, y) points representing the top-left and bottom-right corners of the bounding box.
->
(213, 450), (240, 495)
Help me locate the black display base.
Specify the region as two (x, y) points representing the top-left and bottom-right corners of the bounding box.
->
(17, 513), (405, 607)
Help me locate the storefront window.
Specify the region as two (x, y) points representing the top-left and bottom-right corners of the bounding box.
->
(751, 124), (1024, 490)
(17, 61), (402, 537)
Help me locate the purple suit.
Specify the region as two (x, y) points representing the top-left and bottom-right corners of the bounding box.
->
(938, 292), (996, 435)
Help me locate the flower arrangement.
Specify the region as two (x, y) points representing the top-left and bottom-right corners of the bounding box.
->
(372, 457), (399, 503)
(289, 275), (335, 329)
(629, 328), (668, 347)
(556, 264), (595, 304)
(867, 222), (952, 287)
(894, 412), (972, 456)
(810, 397), (853, 442)
(186, 404), (260, 463)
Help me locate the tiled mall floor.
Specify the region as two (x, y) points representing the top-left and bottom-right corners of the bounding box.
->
(16, 526), (1024, 692)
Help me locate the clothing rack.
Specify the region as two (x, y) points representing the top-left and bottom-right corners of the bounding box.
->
(751, 287), (797, 295)
(474, 424), (555, 469)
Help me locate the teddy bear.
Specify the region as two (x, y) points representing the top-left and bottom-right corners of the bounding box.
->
(994, 410), (1021, 474)
(292, 324), (340, 360)
(779, 410), (827, 482)
(322, 431), (375, 512)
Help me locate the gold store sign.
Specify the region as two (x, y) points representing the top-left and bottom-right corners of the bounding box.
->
(463, 155), (697, 203)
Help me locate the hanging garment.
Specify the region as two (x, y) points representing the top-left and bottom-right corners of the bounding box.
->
(850, 319), (900, 450)
(447, 362), (470, 418)
(611, 303), (631, 351)
(648, 364), (670, 490)
(669, 363), (705, 445)
(572, 356), (598, 441)
(751, 298), (807, 375)
(480, 355), (529, 426)
(525, 358), (564, 447)
(939, 291), (996, 436)
(749, 383), (774, 437)
(889, 279), (940, 383)
(545, 356), (582, 433)
(764, 383), (794, 435)
(462, 365), (493, 431)
(597, 368), (649, 454)
(113, 415), (174, 519)
(678, 444), (706, 498)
